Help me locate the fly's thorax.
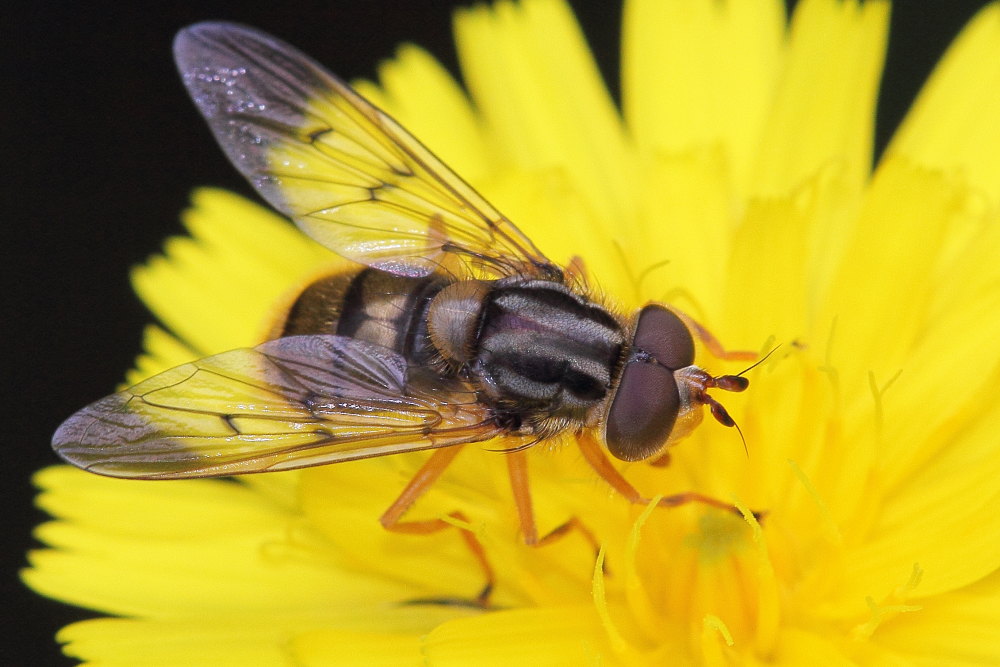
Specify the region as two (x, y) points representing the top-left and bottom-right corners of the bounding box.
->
(426, 280), (492, 365)
(471, 278), (627, 430)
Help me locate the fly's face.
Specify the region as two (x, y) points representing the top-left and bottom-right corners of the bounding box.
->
(603, 305), (750, 463)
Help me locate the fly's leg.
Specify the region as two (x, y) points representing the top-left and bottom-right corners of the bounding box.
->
(505, 449), (601, 555)
(670, 307), (757, 362)
(380, 446), (494, 606)
(576, 431), (764, 520)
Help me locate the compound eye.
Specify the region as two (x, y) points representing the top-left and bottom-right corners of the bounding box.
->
(605, 361), (679, 461)
(603, 305), (694, 462)
(632, 305), (694, 370)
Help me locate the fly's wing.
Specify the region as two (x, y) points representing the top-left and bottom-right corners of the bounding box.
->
(174, 22), (560, 281)
(52, 336), (504, 479)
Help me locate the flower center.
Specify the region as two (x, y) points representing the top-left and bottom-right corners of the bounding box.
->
(684, 512), (752, 565)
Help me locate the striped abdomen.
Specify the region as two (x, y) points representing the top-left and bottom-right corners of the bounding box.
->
(279, 268), (447, 367)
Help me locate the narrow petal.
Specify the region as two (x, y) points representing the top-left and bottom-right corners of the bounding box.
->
(366, 45), (491, 185)
(752, 0), (887, 198)
(875, 265), (1000, 488)
(841, 397), (1000, 603)
(631, 148), (735, 322)
(125, 324), (198, 384)
(292, 629), (423, 666)
(421, 607), (608, 665)
(723, 186), (817, 343)
(888, 4), (1000, 209)
(816, 159), (973, 389)
(454, 0), (634, 228)
(820, 451), (1000, 616)
(23, 467), (410, 617)
(131, 189), (333, 356)
(623, 0), (785, 198)
(56, 617), (308, 667)
(57, 606), (468, 667)
(297, 457), (513, 605)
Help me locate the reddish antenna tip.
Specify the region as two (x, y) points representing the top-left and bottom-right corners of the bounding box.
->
(704, 393), (749, 460)
(708, 399), (735, 427)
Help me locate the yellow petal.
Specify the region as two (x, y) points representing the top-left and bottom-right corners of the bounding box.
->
(124, 324), (197, 384)
(421, 607), (608, 665)
(888, 3), (1000, 209)
(623, 0), (785, 199)
(752, 0), (887, 198)
(454, 0), (634, 228)
(632, 147), (735, 323)
(23, 467), (409, 617)
(724, 182), (818, 343)
(369, 45), (490, 185)
(875, 282), (1000, 488)
(131, 189), (333, 356)
(817, 158), (974, 388)
(57, 617), (306, 667)
(292, 629), (423, 666)
(749, 627), (856, 666)
(871, 571), (1000, 666)
(822, 470), (1000, 616)
(57, 606), (469, 667)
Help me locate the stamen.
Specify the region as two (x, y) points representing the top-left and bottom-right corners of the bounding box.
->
(703, 614), (735, 647)
(787, 459), (843, 546)
(635, 257), (672, 295)
(733, 499), (780, 656)
(850, 563), (924, 640)
(591, 546), (629, 653)
(850, 596), (922, 641)
(701, 614), (735, 667)
(624, 496), (663, 641)
(868, 368), (902, 436)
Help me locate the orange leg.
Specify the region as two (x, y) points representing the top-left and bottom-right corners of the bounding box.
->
(670, 307), (756, 362)
(380, 446), (462, 527)
(380, 446), (494, 605)
(577, 431), (760, 518)
(505, 449), (600, 553)
(648, 451), (672, 467)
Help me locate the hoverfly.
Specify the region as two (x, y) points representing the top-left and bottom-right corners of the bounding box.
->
(54, 23), (757, 594)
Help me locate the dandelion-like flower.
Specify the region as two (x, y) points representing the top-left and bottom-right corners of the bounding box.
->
(25, 0), (1000, 664)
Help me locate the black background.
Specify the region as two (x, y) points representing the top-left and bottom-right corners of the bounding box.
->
(5, 1), (992, 664)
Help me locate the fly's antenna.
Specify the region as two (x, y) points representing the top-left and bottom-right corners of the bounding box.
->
(737, 344), (780, 377)
(704, 345), (779, 459)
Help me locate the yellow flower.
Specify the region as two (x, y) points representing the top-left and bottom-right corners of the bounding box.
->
(24, 0), (1000, 664)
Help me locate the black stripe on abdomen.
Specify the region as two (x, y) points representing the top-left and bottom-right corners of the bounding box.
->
(337, 269), (445, 362)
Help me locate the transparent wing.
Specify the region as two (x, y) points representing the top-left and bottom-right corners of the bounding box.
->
(174, 22), (560, 280)
(52, 336), (504, 479)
